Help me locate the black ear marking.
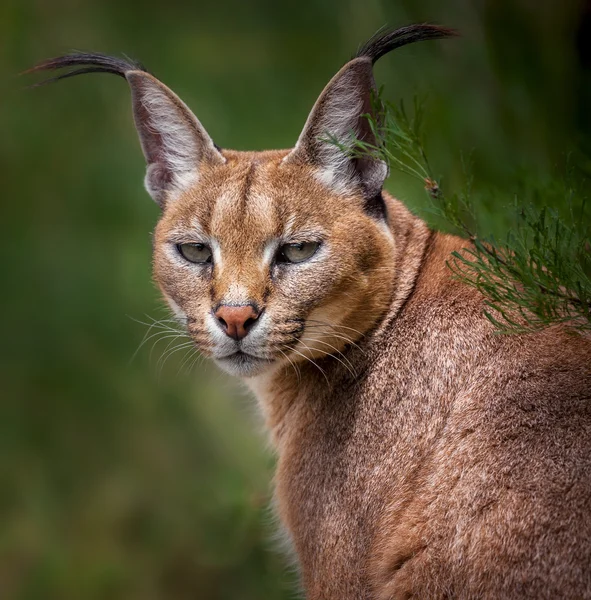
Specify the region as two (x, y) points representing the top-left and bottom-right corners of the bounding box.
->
(25, 52), (147, 86)
(355, 24), (458, 64)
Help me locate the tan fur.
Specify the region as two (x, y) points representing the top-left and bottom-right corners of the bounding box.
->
(154, 163), (591, 597)
(33, 26), (591, 599)
(152, 150), (396, 378)
(254, 214), (591, 599)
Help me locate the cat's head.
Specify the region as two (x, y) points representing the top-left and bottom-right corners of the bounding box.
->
(30, 25), (455, 377)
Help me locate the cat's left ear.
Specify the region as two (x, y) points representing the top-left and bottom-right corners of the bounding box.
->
(283, 25), (457, 199)
(27, 53), (225, 207)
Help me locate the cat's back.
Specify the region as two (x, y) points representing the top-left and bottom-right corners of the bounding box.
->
(271, 231), (591, 599)
(368, 231), (591, 599)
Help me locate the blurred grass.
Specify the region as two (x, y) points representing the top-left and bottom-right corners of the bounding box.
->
(1, 0), (590, 598)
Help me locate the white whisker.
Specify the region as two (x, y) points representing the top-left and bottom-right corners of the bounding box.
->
(282, 344), (330, 386)
(277, 347), (302, 384)
(296, 337), (357, 380)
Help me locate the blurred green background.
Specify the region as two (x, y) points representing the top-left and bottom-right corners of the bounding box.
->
(1, 0), (590, 598)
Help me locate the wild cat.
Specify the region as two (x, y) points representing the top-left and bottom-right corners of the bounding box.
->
(30, 24), (591, 599)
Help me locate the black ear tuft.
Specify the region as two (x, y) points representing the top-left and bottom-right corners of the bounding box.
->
(25, 52), (148, 87)
(355, 24), (459, 65)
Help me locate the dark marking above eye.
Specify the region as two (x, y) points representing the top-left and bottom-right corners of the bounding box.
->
(240, 162), (257, 211)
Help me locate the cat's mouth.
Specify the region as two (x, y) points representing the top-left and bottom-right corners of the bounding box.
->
(215, 350), (275, 377)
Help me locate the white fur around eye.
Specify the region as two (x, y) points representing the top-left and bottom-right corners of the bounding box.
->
(211, 239), (223, 270)
(262, 240), (280, 268)
(164, 294), (187, 324)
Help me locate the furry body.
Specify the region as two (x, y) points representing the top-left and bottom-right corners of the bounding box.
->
(254, 197), (591, 598)
(30, 25), (591, 599)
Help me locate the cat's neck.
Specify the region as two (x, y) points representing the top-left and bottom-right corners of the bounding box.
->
(247, 194), (433, 447)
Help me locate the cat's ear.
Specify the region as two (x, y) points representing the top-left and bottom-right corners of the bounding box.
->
(126, 70), (225, 205)
(283, 58), (386, 198)
(283, 24), (457, 199)
(28, 53), (225, 206)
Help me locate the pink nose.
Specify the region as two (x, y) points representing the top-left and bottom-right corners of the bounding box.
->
(214, 304), (261, 340)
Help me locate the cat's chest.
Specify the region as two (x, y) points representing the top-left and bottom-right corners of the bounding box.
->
(272, 389), (396, 594)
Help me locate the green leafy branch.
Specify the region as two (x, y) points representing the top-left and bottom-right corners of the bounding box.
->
(331, 92), (591, 334)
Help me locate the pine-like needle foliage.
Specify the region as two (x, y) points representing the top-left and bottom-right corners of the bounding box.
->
(329, 93), (591, 334)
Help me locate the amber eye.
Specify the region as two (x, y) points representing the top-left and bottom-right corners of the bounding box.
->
(277, 241), (320, 264)
(177, 243), (212, 264)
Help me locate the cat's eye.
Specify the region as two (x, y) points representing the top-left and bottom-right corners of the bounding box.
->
(177, 243), (212, 264)
(277, 241), (320, 264)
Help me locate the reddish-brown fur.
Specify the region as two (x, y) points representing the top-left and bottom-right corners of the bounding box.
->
(32, 25), (591, 599)
(255, 214), (591, 598)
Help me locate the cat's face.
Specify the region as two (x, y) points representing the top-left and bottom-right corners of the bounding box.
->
(30, 26), (455, 379)
(153, 150), (395, 377)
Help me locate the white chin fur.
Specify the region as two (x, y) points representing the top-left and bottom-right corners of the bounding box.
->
(214, 354), (275, 378)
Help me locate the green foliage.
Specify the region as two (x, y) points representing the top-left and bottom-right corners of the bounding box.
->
(4, 1), (591, 598)
(341, 93), (591, 334)
(450, 202), (591, 333)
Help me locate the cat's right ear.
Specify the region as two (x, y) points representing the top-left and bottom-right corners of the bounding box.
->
(27, 53), (225, 207)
